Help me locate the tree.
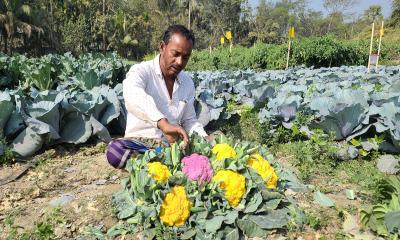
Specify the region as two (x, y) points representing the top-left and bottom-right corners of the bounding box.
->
(389, 0), (400, 27)
(0, 0), (44, 54)
(323, 0), (357, 14)
(323, 0), (356, 33)
(363, 5), (383, 23)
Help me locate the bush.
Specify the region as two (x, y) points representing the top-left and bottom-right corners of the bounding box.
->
(186, 36), (400, 71)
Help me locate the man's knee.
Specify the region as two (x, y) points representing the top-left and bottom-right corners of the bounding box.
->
(106, 139), (149, 169)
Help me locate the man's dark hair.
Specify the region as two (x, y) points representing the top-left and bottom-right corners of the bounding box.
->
(162, 25), (195, 46)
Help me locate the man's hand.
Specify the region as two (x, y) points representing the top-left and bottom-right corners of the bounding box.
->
(157, 118), (189, 149)
(204, 134), (215, 144)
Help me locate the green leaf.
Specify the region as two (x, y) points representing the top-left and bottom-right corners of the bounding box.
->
(171, 143), (181, 168)
(244, 192), (263, 213)
(314, 191), (335, 207)
(369, 215), (389, 236)
(248, 209), (290, 229)
(346, 189), (356, 200)
(389, 194), (400, 211)
(195, 227), (209, 240)
(360, 208), (372, 226)
(83, 226), (106, 240)
(256, 199), (282, 212)
(217, 226), (239, 240)
(350, 138), (361, 147)
(180, 229), (197, 239)
(237, 218), (269, 238)
(106, 223), (129, 237)
(164, 147), (172, 165)
(359, 149), (369, 157)
(143, 228), (156, 240)
(260, 189), (283, 200)
(224, 211), (238, 225)
(385, 211), (400, 233)
(196, 211), (208, 222)
(205, 216), (225, 233)
(126, 212), (142, 224)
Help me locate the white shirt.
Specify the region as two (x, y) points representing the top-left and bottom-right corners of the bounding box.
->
(123, 55), (207, 139)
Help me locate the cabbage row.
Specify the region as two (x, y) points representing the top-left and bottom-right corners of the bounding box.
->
(193, 66), (400, 153)
(0, 85), (126, 157)
(0, 52), (127, 91)
(1, 64), (400, 159)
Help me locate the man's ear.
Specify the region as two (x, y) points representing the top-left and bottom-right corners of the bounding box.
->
(159, 41), (166, 53)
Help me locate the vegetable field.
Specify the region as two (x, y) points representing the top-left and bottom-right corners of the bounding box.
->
(1, 53), (400, 239)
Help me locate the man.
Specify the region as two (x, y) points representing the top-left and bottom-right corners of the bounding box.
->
(106, 24), (208, 169)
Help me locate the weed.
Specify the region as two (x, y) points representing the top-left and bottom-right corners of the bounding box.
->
(273, 130), (338, 182)
(3, 208), (65, 240)
(335, 159), (384, 195)
(304, 212), (322, 230)
(0, 138), (14, 165)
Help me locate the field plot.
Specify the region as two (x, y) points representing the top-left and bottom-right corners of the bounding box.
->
(1, 53), (399, 239)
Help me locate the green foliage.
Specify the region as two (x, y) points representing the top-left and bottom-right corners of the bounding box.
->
(291, 35), (368, 68)
(110, 134), (304, 239)
(0, 52), (127, 90)
(304, 212), (322, 230)
(360, 176), (400, 238)
(187, 36), (400, 71)
(275, 131), (338, 182)
(187, 43), (287, 71)
(3, 208), (65, 240)
(335, 159), (384, 194)
(0, 138), (14, 165)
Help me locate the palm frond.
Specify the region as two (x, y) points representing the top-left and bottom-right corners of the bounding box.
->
(19, 4), (31, 16)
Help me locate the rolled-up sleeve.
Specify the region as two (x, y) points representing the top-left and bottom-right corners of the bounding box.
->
(123, 67), (165, 127)
(181, 86), (208, 137)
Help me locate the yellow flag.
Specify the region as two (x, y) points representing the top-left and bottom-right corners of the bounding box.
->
(289, 27), (295, 39)
(225, 31), (232, 40)
(220, 37), (225, 45)
(380, 27), (384, 37)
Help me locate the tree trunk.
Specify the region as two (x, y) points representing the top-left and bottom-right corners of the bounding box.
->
(9, 36), (12, 55)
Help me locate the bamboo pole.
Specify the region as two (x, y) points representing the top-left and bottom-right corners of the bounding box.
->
(367, 22), (375, 73)
(375, 21), (384, 72)
(286, 39), (291, 70)
(188, 0), (191, 30)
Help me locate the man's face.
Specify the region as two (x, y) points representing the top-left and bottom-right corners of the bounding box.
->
(159, 33), (193, 80)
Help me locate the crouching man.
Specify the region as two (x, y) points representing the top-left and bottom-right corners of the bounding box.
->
(106, 24), (209, 169)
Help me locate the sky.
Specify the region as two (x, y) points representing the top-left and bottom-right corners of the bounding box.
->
(249, 0), (393, 18)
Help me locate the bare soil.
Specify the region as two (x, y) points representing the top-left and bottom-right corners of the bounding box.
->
(0, 143), (128, 239)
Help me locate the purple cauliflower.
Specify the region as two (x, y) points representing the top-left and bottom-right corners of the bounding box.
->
(182, 153), (213, 182)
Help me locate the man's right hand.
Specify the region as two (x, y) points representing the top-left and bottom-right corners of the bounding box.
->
(157, 118), (189, 148)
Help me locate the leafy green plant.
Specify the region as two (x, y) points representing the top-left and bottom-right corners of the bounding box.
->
(187, 36), (399, 71)
(0, 138), (14, 165)
(349, 135), (384, 160)
(3, 208), (65, 240)
(360, 176), (400, 238)
(110, 134), (305, 239)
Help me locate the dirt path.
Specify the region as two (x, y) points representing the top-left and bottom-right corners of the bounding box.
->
(0, 143), (128, 239)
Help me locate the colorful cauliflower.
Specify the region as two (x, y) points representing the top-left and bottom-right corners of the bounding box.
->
(159, 186), (192, 226)
(182, 153), (213, 182)
(247, 153), (278, 189)
(213, 170), (246, 207)
(212, 143), (237, 161)
(147, 162), (171, 183)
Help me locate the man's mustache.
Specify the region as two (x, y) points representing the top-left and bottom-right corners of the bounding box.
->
(171, 65), (182, 71)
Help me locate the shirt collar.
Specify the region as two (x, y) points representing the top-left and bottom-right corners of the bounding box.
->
(154, 54), (182, 85)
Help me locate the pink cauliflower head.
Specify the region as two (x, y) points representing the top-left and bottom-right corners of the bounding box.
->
(182, 153), (213, 182)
